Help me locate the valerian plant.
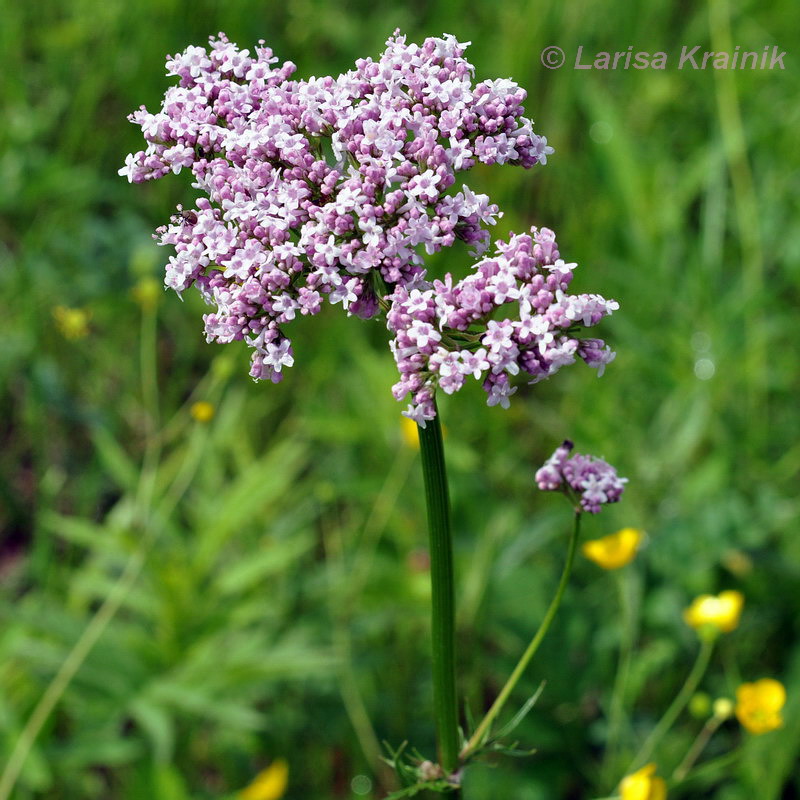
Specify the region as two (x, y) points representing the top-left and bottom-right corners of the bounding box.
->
(122, 31), (624, 795)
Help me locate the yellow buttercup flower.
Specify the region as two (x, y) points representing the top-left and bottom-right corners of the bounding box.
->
(735, 679), (785, 735)
(620, 763), (667, 800)
(53, 306), (91, 340)
(582, 527), (643, 569)
(239, 758), (289, 800)
(683, 590), (744, 635)
(190, 401), (215, 423)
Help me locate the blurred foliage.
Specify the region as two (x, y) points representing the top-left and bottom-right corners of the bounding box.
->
(1, 0), (799, 798)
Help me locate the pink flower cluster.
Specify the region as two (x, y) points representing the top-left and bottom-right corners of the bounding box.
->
(535, 440), (627, 513)
(120, 31), (553, 384)
(386, 227), (618, 424)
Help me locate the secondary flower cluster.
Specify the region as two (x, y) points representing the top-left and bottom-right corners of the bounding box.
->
(536, 440), (627, 513)
(386, 227), (617, 423)
(121, 31), (554, 385)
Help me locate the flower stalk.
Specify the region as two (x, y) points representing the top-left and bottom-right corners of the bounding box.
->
(417, 402), (460, 779)
(462, 510), (582, 759)
(627, 637), (715, 773)
(601, 568), (638, 786)
(672, 712), (725, 782)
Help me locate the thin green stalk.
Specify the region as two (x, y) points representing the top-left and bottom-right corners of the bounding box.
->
(346, 446), (414, 614)
(672, 748), (742, 785)
(417, 404), (460, 777)
(335, 626), (394, 790)
(627, 637), (715, 773)
(709, 0), (765, 423)
(602, 568), (637, 786)
(672, 713), (724, 782)
(0, 420), (213, 800)
(0, 550), (148, 800)
(320, 506), (396, 793)
(462, 511), (582, 759)
(0, 306), (163, 800)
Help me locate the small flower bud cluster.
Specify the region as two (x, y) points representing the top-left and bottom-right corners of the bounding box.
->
(536, 440), (627, 513)
(120, 31), (553, 384)
(386, 228), (618, 424)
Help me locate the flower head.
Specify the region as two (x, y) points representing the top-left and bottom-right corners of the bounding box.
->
(535, 440), (627, 513)
(239, 759), (289, 800)
(122, 33), (615, 419)
(582, 527), (643, 569)
(122, 31), (555, 390)
(683, 590), (743, 636)
(620, 763), (667, 800)
(735, 679), (785, 735)
(387, 229), (617, 424)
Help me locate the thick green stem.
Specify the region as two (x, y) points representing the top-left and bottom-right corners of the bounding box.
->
(462, 511), (581, 759)
(417, 405), (460, 777)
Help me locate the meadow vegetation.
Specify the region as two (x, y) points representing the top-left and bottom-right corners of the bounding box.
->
(1, 0), (798, 797)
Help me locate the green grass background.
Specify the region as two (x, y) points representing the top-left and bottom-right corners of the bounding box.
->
(1, 0), (798, 797)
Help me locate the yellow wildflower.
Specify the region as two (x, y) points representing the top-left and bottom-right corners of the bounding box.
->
(735, 678), (785, 735)
(620, 763), (667, 800)
(239, 758), (289, 800)
(53, 306), (91, 340)
(581, 527), (643, 569)
(401, 415), (419, 449)
(683, 590), (743, 635)
(190, 401), (215, 423)
(131, 276), (161, 310)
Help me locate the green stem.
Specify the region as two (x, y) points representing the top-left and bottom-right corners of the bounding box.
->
(417, 404), (460, 778)
(462, 511), (582, 759)
(627, 637), (715, 773)
(0, 305), (163, 800)
(602, 569), (637, 786)
(324, 545), (396, 791)
(709, 0), (765, 425)
(0, 551), (148, 800)
(672, 748), (742, 785)
(672, 714), (724, 782)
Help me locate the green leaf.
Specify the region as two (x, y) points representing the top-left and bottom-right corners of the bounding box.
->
(40, 511), (126, 555)
(91, 426), (140, 493)
(150, 763), (191, 800)
(215, 533), (314, 596)
(191, 440), (309, 571)
(128, 698), (175, 763)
